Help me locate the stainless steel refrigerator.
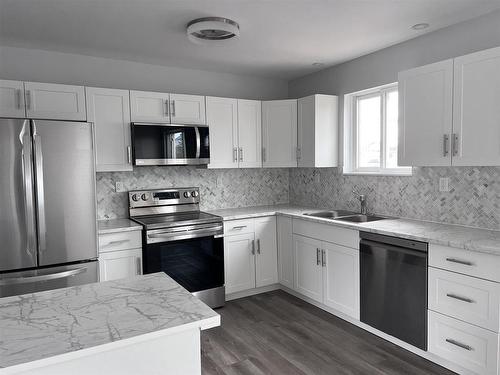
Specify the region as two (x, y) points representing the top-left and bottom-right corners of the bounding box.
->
(0, 118), (98, 297)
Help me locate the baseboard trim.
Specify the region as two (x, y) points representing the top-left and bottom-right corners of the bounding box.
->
(225, 284), (280, 301)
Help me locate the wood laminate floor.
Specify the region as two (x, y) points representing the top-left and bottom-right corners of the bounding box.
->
(201, 290), (454, 375)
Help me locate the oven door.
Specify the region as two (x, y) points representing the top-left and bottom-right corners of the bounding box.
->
(131, 123), (210, 165)
(143, 234), (224, 294)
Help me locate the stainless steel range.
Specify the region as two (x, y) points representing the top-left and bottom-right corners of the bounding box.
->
(129, 187), (224, 308)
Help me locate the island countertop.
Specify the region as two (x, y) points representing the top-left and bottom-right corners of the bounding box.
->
(0, 273), (220, 370)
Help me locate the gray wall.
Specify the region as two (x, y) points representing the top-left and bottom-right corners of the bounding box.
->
(0, 45), (288, 100)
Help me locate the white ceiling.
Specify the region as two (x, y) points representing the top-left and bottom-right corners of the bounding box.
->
(1, 0), (500, 80)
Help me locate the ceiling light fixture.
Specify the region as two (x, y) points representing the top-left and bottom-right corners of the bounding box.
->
(187, 17), (240, 44)
(411, 23), (430, 30)
(312, 62), (324, 67)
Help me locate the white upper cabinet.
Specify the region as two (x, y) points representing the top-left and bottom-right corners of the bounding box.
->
(24, 82), (87, 121)
(130, 91), (206, 124)
(262, 99), (298, 167)
(452, 46), (500, 166)
(254, 216), (278, 288)
(237, 99), (262, 168)
(297, 95), (338, 167)
(206, 96), (238, 169)
(398, 60), (453, 166)
(129, 90), (170, 123)
(86, 87), (132, 172)
(169, 93), (206, 125)
(0, 79), (25, 118)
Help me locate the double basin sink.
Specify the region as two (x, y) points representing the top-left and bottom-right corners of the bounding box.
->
(303, 210), (386, 223)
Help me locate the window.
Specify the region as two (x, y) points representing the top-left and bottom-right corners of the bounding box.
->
(344, 83), (411, 175)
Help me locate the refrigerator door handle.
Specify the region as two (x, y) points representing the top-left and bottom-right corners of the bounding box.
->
(33, 122), (47, 256)
(0, 267), (87, 286)
(20, 121), (37, 262)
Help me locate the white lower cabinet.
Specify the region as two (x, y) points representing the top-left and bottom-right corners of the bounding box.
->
(292, 228), (360, 319)
(98, 229), (142, 282)
(429, 310), (499, 375)
(277, 216), (294, 289)
(99, 248), (142, 282)
(224, 216), (277, 295)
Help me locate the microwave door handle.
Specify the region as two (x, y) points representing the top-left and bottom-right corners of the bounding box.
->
(195, 127), (201, 159)
(33, 122), (47, 257)
(20, 121), (37, 262)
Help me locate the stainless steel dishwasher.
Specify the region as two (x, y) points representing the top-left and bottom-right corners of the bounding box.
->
(360, 232), (428, 350)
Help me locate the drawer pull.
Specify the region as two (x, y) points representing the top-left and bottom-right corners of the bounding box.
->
(445, 257), (474, 266)
(103, 239), (130, 247)
(445, 338), (473, 351)
(231, 225), (247, 230)
(446, 293), (474, 303)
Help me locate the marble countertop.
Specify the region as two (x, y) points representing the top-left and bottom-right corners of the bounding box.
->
(208, 205), (500, 255)
(0, 273), (219, 369)
(98, 218), (142, 234)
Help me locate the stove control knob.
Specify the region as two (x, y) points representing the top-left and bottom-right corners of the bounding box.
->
(183, 191), (190, 198)
(132, 194), (140, 202)
(191, 191), (199, 198)
(141, 193), (148, 201)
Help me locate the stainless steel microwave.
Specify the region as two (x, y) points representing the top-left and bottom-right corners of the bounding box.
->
(131, 123), (210, 166)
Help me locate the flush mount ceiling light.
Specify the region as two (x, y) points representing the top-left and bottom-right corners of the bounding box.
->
(411, 23), (430, 30)
(187, 17), (240, 44)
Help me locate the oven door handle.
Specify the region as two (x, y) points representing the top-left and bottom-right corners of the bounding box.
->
(147, 227), (223, 243)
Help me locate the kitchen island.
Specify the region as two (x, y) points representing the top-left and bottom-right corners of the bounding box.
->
(0, 273), (220, 375)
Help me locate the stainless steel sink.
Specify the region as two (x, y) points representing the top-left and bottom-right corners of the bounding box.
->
(334, 214), (386, 223)
(304, 210), (358, 219)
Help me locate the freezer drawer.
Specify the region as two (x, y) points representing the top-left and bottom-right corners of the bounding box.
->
(0, 261), (98, 298)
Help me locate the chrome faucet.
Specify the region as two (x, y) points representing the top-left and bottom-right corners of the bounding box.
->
(352, 190), (367, 215)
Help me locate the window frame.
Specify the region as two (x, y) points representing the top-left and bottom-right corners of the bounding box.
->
(343, 83), (412, 176)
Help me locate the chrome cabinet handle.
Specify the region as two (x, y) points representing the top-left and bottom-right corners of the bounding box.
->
(165, 100), (170, 117)
(136, 257), (142, 275)
(127, 145), (132, 164)
(239, 147), (243, 162)
(296, 147), (301, 161)
(257, 239), (261, 254)
(452, 133), (459, 156)
(171, 100), (176, 117)
(443, 134), (449, 157)
(445, 338), (473, 351)
(25, 90), (31, 110)
(16, 89), (22, 109)
(233, 147), (238, 162)
(103, 239), (130, 247)
(316, 248), (321, 265)
(446, 293), (474, 303)
(251, 240), (255, 255)
(232, 225), (247, 230)
(262, 147), (266, 162)
(321, 249), (326, 267)
(445, 257), (474, 266)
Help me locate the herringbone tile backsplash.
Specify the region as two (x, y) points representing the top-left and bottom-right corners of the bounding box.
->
(289, 167), (500, 230)
(96, 167), (289, 219)
(97, 166), (500, 230)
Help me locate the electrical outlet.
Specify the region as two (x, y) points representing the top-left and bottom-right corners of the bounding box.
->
(439, 177), (450, 192)
(115, 181), (125, 193)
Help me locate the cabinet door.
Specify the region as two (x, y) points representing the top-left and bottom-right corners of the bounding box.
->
(237, 99), (262, 168)
(0, 79), (25, 118)
(224, 232), (256, 294)
(255, 216), (278, 288)
(277, 216), (294, 289)
(86, 87), (132, 172)
(452, 47), (500, 166)
(293, 234), (322, 302)
(206, 96), (238, 168)
(262, 100), (298, 167)
(322, 241), (360, 319)
(297, 95), (316, 167)
(170, 93), (206, 125)
(130, 90), (170, 123)
(398, 60), (453, 166)
(99, 248), (142, 282)
(24, 82), (86, 121)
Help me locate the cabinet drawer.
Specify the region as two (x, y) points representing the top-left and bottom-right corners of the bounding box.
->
(429, 244), (500, 282)
(98, 231), (142, 253)
(292, 219), (358, 249)
(429, 267), (500, 332)
(429, 310), (499, 375)
(224, 218), (255, 236)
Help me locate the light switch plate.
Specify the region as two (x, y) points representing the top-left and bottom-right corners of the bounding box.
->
(439, 177), (450, 192)
(115, 181), (125, 193)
